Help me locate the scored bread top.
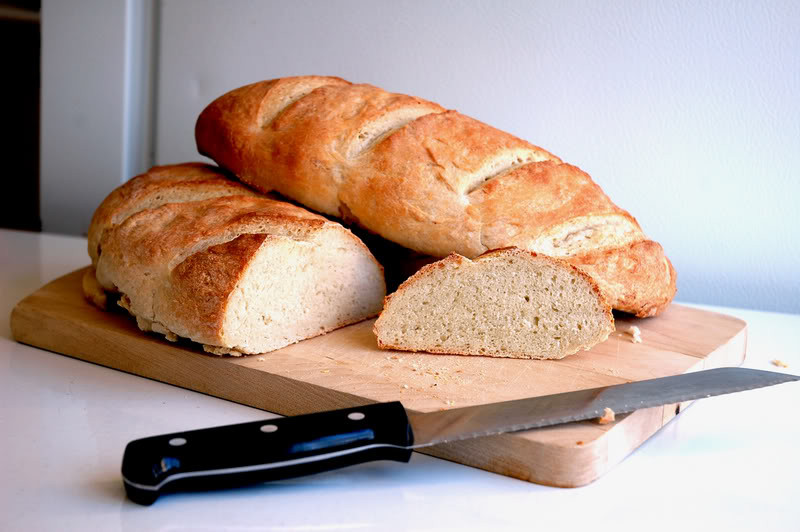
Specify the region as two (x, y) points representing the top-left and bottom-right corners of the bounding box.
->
(88, 163), (260, 266)
(196, 76), (676, 317)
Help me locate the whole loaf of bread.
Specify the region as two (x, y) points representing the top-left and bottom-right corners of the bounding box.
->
(196, 76), (676, 317)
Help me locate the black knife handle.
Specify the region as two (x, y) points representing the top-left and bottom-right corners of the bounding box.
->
(121, 402), (414, 505)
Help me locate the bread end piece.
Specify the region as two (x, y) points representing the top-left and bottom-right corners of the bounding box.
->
(570, 239), (676, 318)
(373, 248), (614, 359)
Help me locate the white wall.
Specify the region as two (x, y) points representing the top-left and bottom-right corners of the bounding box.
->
(40, 0), (154, 236)
(41, 0), (800, 314)
(40, 0), (127, 236)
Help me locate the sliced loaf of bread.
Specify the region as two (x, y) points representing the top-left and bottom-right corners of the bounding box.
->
(91, 164), (385, 356)
(373, 248), (614, 359)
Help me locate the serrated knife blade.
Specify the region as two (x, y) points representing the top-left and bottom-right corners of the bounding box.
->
(407, 367), (796, 446)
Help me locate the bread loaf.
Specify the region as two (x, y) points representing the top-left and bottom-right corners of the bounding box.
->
(373, 248), (614, 359)
(196, 76), (676, 317)
(89, 163), (386, 355)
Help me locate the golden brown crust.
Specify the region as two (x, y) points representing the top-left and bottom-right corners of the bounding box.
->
(196, 77), (354, 214)
(569, 240), (677, 317)
(341, 111), (559, 257)
(161, 233), (269, 344)
(96, 194), (331, 296)
(88, 162), (260, 266)
(196, 75), (676, 316)
(475, 162), (636, 249)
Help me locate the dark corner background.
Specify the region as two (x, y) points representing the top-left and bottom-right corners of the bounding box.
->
(1, 1), (41, 232)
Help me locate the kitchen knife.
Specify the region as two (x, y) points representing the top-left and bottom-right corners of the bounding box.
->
(121, 367), (797, 505)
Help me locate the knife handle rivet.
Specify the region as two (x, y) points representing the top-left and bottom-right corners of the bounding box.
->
(260, 424), (279, 433)
(168, 437), (187, 447)
(347, 412), (365, 421)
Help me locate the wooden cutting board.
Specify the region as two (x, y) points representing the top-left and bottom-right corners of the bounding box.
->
(11, 267), (747, 487)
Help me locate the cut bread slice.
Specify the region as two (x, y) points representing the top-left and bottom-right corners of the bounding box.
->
(373, 248), (614, 359)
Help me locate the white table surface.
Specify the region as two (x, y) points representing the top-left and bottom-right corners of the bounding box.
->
(1, 228), (798, 531)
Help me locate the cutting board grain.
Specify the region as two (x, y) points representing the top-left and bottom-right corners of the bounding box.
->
(11, 267), (747, 487)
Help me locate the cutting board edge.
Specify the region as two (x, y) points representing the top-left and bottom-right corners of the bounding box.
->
(9, 267), (749, 488)
(414, 318), (747, 488)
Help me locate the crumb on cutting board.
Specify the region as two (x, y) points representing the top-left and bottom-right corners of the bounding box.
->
(623, 325), (642, 343)
(596, 407), (615, 424)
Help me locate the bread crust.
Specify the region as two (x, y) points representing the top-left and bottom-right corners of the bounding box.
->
(196, 76), (676, 316)
(569, 239), (677, 317)
(87, 162), (260, 266)
(161, 233), (270, 345)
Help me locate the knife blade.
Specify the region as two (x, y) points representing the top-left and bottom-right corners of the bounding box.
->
(121, 367), (798, 505)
